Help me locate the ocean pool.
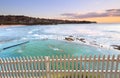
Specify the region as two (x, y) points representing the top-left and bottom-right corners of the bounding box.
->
(0, 39), (119, 58)
(0, 24), (120, 57)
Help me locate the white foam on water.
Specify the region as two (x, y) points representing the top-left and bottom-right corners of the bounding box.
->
(28, 31), (32, 34)
(6, 28), (12, 31)
(25, 25), (120, 51)
(17, 50), (23, 53)
(53, 48), (59, 51)
(1, 24), (120, 52)
(33, 34), (40, 37)
(42, 24), (120, 51)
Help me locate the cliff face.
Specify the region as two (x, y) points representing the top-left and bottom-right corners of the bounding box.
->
(0, 15), (96, 25)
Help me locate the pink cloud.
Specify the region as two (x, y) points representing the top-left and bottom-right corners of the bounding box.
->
(61, 9), (120, 19)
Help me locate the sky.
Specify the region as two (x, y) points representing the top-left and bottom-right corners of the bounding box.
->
(0, 0), (120, 23)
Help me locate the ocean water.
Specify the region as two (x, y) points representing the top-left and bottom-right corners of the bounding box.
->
(0, 24), (120, 57)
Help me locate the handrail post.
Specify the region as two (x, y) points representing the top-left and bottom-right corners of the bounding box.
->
(45, 56), (50, 78)
(0, 58), (2, 77)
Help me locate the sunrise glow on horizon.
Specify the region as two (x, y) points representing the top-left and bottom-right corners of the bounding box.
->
(82, 17), (120, 23)
(0, 0), (120, 23)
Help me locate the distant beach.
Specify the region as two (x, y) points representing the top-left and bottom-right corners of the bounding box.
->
(0, 25), (25, 28)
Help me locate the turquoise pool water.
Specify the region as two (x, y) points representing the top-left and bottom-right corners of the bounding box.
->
(0, 39), (119, 58)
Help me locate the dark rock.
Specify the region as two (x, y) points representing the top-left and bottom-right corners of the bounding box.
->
(69, 35), (73, 37)
(89, 41), (98, 46)
(65, 37), (74, 41)
(111, 45), (120, 50)
(76, 38), (86, 43)
(79, 38), (85, 41)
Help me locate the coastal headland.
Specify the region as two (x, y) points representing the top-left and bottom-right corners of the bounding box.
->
(0, 15), (96, 25)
